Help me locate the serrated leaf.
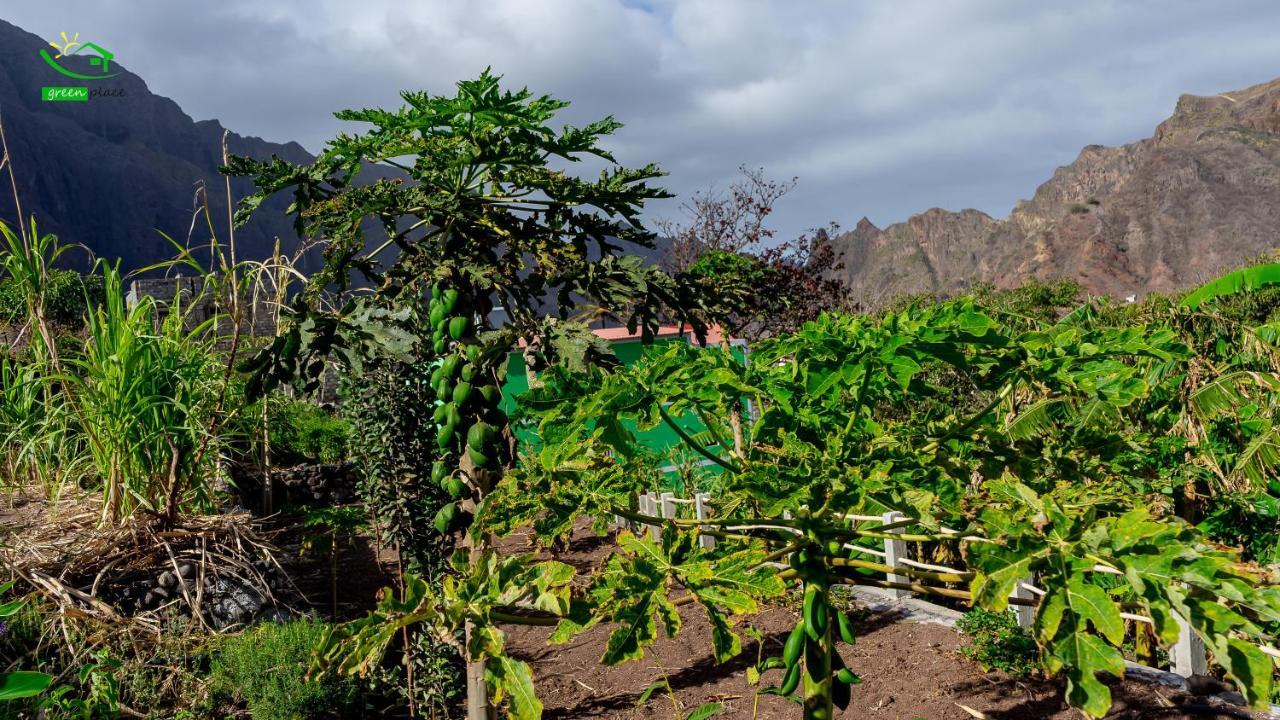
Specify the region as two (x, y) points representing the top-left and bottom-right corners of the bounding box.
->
(490, 655), (542, 720)
(1066, 575), (1124, 645)
(703, 601), (742, 662)
(1051, 633), (1126, 718)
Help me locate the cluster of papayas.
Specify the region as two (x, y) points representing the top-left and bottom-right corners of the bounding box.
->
(428, 286), (473, 355)
(760, 566), (860, 712)
(425, 281), (509, 530)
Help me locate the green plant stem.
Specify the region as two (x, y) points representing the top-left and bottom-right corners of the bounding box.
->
(658, 405), (742, 473)
(489, 610), (560, 627)
(829, 557), (971, 584)
(921, 383), (1014, 454)
(612, 507), (799, 534)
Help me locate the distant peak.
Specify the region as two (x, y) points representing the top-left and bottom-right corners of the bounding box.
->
(854, 216), (879, 233)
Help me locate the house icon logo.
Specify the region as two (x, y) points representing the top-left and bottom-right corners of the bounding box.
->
(40, 32), (120, 80)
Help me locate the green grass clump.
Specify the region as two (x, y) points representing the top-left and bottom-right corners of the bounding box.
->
(0, 267), (104, 326)
(270, 399), (351, 465)
(208, 618), (358, 719)
(956, 609), (1040, 679)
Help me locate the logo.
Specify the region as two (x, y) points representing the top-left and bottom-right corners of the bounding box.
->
(41, 87), (88, 102)
(40, 32), (119, 80)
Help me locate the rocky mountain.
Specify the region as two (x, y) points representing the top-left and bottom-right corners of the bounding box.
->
(0, 19), (317, 272)
(832, 78), (1280, 305)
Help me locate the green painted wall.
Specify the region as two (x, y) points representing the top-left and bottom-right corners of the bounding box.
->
(501, 337), (742, 486)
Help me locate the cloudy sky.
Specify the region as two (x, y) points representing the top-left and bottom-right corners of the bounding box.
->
(6, 1), (1280, 239)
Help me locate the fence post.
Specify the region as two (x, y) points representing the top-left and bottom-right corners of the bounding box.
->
(614, 493), (630, 530)
(637, 493), (658, 541)
(633, 493), (645, 533)
(1011, 577), (1036, 629)
(1172, 611), (1208, 677)
(660, 492), (677, 535)
(882, 510), (910, 598)
(694, 492), (715, 549)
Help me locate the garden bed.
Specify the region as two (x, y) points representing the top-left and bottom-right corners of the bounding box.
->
(498, 524), (1265, 720)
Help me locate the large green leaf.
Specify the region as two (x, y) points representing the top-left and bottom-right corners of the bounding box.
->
(487, 656), (542, 720)
(1181, 263), (1280, 310)
(1048, 633), (1126, 718)
(0, 671), (53, 701)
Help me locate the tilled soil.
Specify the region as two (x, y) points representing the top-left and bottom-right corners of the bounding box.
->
(499, 524), (1261, 720)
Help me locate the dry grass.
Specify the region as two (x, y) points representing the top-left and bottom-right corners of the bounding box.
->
(1, 489), (302, 635)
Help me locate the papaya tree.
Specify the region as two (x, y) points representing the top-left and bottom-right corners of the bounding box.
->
(314, 294), (1280, 719)
(226, 71), (709, 718)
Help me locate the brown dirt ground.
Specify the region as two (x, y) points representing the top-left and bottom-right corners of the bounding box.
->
(3, 493), (1264, 720)
(497, 524), (1263, 720)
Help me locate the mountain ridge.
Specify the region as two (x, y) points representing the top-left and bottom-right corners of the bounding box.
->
(0, 18), (315, 272)
(831, 77), (1280, 305)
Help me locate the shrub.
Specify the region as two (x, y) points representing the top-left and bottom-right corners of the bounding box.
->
(208, 617), (359, 719)
(1199, 491), (1280, 564)
(0, 268), (104, 326)
(955, 609), (1040, 679)
(269, 398), (350, 466)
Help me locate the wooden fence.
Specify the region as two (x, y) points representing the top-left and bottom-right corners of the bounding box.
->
(623, 491), (1213, 678)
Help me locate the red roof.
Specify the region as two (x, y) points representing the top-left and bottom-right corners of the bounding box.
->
(591, 323), (728, 345)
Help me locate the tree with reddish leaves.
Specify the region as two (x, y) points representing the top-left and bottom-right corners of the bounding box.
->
(660, 167), (855, 342)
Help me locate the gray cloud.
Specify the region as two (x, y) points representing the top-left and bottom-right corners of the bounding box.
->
(6, 0), (1280, 239)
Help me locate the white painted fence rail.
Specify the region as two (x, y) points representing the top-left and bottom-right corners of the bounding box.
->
(621, 491), (1210, 679)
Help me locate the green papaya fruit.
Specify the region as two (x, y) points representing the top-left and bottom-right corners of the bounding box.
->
(452, 381), (473, 406)
(448, 316), (471, 340)
(429, 366), (444, 388)
(478, 384), (500, 404)
(432, 405), (448, 424)
(466, 422), (496, 450)
(835, 668), (860, 685)
(803, 585), (822, 641)
(431, 461), (448, 484)
(441, 288), (459, 314)
(433, 338), (447, 355)
(443, 476), (466, 498)
(467, 446), (491, 468)
(441, 355), (461, 378)
(776, 663), (801, 696)
(433, 503), (457, 533)
(445, 403), (461, 428)
(429, 304), (446, 327)
(465, 344), (481, 362)
(431, 284), (442, 300)
(783, 623), (805, 667)
(461, 364), (476, 382)
(836, 609), (856, 645)
(437, 421), (456, 450)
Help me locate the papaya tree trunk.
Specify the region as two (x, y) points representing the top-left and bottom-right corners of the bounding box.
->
(464, 621), (494, 720)
(721, 336), (745, 458)
(803, 582), (833, 720)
